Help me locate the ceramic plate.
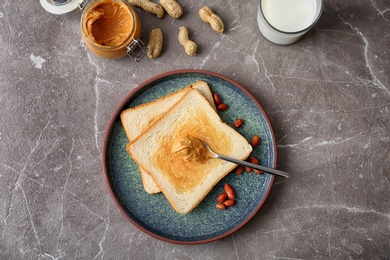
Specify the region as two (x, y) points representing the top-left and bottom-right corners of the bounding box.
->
(102, 69), (276, 244)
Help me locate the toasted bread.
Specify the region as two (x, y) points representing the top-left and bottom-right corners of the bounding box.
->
(120, 80), (215, 193)
(127, 89), (252, 214)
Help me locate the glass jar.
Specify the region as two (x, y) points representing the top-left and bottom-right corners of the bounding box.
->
(81, 0), (146, 60)
(40, 0), (147, 61)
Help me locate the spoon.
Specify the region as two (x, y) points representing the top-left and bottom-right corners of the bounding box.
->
(200, 139), (290, 178)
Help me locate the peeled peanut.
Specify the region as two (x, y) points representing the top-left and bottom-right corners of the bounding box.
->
(223, 183), (235, 200)
(251, 135), (261, 147)
(235, 165), (244, 175)
(223, 199), (235, 207)
(217, 103), (228, 111)
(216, 203), (226, 210)
(213, 93), (221, 105)
(250, 156), (262, 174)
(254, 169), (263, 175)
(216, 193), (228, 203)
(250, 156), (260, 164)
(233, 118), (244, 128)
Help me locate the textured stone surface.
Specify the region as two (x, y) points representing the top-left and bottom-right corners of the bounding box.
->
(1, 0), (389, 259)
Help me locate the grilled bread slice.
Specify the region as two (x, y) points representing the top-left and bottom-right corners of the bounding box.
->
(127, 89), (252, 214)
(120, 80), (216, 193)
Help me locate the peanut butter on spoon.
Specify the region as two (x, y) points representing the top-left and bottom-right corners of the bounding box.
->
(171, 135), (208, 162)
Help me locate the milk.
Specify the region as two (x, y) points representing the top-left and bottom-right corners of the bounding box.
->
(262, 0), (318, 32)
(257, 0), (323, 44)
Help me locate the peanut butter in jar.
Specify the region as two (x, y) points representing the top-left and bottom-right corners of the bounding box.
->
(81, 0), (145, 60)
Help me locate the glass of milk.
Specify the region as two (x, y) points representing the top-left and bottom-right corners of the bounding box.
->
(257, 0), (323, 45)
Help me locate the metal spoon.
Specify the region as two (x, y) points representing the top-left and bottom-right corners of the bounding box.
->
(200, 139), (290, 178)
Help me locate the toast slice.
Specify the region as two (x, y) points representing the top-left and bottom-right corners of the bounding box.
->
(127, 89), (252, 214)
(120, 80), (216, 193)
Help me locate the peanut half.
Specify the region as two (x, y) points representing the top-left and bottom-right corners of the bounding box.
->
(160, 0), (183, 19)
(250, 156), (262, 175)
(147, 28), (163, 59)
(223, 199), (235, 207)
(251, 135), (261, 147)
(213, 93), (221, 105)
(217, 103), (228, 111)
(216, 193), (228, 203)
(128, 0), (164, 18)
(233, 118), (244, 128)
(216, 203), (226, 210)
(199, 6), (224, 33)
(224, 183), (235, 200)
(178, 26), (198, 56)
(235, 165), (244, 175)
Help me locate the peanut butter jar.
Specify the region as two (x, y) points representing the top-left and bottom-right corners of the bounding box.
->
(40, 0), (147, 61)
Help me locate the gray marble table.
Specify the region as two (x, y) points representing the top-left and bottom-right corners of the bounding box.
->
(1, 0), (389, 259)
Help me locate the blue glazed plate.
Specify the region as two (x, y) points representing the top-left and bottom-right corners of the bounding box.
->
(102, 69), (276, 244)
